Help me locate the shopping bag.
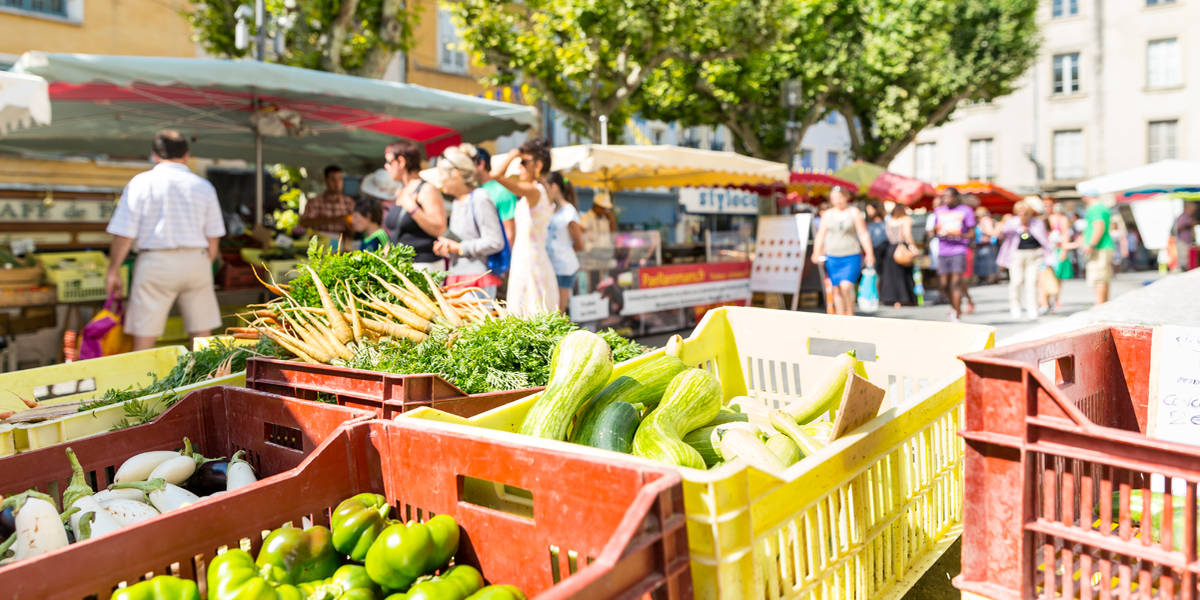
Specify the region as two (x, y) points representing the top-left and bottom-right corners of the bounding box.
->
(857, 267), (879, 314)
(78, 294), (133, 360)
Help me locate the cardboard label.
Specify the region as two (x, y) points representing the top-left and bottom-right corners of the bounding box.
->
(830, 373), (886, 440)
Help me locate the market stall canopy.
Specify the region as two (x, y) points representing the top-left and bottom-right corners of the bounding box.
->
(768, 172), (861, 207)
(929, 182), (1022, 213)
(833, 161), (935, 205)
(546, 144), (789, 192)
(1, 52), (538, 172)
(1076, 160), (1200, 200)
(0, 70), (51, 134)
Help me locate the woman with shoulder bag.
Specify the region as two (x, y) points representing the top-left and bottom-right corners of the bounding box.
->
(428, 144), (505, 298)
(879, 204), (918, 307)
(382, 139), (447, 271)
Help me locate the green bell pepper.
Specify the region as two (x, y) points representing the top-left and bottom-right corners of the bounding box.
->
(207, 549), (305, 600)
(256, 525), (341, 585)
(302, 564), (381, 600)
(464, 586), (525, 600)
(331, 493), (393, 562)
(423, 515), (460, 574)
(404, 565), (484, 600)
(364, 522), (435, 591)
(109, 575), (201, 600)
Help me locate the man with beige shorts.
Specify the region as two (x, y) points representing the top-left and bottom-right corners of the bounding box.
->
(104, 130), (225, 351)
(1080, 195), (1115, 305)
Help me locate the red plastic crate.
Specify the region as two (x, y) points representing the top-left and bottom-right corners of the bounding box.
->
(954, 325), (1200, 600)
(0, 385), (374, 505)
(0, 418), (690, 600)
(246, 356), (543, 418)
(217, 263), (258, 289)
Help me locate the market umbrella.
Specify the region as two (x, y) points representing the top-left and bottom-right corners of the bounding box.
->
(0, 70), (51, 134)
(754, 172), (861, 208)
(929, 182), (1022, 213)
(3, 52), (538, 221)
(833, 161), (936, 205)
(1076, 160), (1200, 200)
(545, 144), (789, 192)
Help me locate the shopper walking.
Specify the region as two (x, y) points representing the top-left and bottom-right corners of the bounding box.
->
(996, 199), (1050, 320)
(931, 187), (976, 321)
(491, 138), (557, 316)
(429, 144), (505, 299)
(104, 130), (225, 351)
(1080, 195), (1115, 304)
(382, 139), (447, 271)
(864, 200), (889, 276)
(879, 204), (917, 307)
(973, 207), (999, 284)
(811, 186), (875, 316)
(546, 172), (584, 313)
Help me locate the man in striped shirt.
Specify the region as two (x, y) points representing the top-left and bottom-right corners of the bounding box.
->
(105, 130), (226, 350)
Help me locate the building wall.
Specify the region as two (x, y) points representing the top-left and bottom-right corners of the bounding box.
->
(888, 0), (1198, 197)
(0, 0), (199, 64)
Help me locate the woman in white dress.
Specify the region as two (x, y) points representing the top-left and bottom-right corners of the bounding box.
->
(490, 138), (557, 316)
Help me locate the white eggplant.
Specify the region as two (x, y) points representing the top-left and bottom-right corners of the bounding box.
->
(2, 492), (69, 560)
(91, 488), (147, 504)
(111, 478), (199, 513)
(100, 498), (160, 526)
(148, 454), (198, 486)
(225, 453), (257, 492)
(60, 447), (125, 541)
(112, 451), (180, 484)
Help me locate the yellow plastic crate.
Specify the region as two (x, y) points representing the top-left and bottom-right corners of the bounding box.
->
(11, 371), (244, 453)
(405, 307), (995, 600)
(36, 251), (129, 303)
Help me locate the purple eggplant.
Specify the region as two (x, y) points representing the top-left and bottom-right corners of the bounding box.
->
(0, 505), (14, 539)
(185, 450), (246, 496)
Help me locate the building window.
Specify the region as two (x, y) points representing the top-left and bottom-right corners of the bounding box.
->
(1148, 120), (1178, 162)
(1147, 39), (1182, 89)
(1146, 0), (1176, 5)
(914, 143), (936, 183)
(1051, 0), (1078, 17)
(826, 151), (839, 172)
(799, 149), (813, 171)
(437, 8), (468, 74)
(826, 111), (838, 125)
(1052, 130), (1085, 180)
(968, 138), (995, 181)
(1, 0), (67, 16)
(1053, 53), (1081, 94)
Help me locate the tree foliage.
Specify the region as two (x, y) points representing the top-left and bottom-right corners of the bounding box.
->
(185, 0), (418, 78)
(448, 0), (779, 143)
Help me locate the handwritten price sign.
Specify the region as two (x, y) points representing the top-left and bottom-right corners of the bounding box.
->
(1152, 325), (1200, 445)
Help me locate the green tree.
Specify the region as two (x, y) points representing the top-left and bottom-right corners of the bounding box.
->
(637, 0), (863, 161)
(185, 0), (418, 78)
(449, 0), (779, 143)
(834, 0), (1039, 165)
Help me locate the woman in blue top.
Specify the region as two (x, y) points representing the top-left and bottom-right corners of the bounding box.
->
(351, 197), (389, 252)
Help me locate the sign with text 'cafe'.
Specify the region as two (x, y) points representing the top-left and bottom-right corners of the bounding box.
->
(678, 187), (760, 215)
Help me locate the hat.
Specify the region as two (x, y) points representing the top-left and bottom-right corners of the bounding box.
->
(360, 168), (399, 201)
(420, 145), (479, 190)
(592, 191), (613, 209)
(1024, 195), (1045, 214)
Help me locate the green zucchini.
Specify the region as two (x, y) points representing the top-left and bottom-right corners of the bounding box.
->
(519, 330), (614, 440)
(569, 351), (688, 443)
(706, 407), (750, 427)
(682, 425), (724, 468)
(577, 401), (640, 453)
(631, 369), (722, 469)
(765, 433), (802, 466)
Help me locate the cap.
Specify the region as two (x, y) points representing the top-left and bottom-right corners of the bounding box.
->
(593, 192), (613, 209)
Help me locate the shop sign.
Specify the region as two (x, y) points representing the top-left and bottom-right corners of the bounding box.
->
(0, 199), (117, 223)
(569, 292), (610, 322)
(620, 262), (751, 315)
(678, 187), (760, 215)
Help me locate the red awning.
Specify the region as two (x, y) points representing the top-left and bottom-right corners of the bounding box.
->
(930, 182), (1023, 213)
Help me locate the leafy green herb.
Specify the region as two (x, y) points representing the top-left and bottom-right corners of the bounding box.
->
(285, 240), (440, 308)
(109, 391), (179, 430)
(339, 312), (649, 394)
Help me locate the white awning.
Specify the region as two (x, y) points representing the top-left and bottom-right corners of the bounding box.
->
(0, 70), (51, 135)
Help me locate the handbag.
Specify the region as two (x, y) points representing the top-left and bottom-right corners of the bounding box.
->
(857, 267), (879, 314)
(468, 194), (511, 275)
(893, 243), (915, 266)
(78, 294), (133, 360)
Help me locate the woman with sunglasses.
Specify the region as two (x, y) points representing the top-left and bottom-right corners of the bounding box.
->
(429, 144), (505, 298)
(382, 139), (447, 270)
(490, 137), (557, 315)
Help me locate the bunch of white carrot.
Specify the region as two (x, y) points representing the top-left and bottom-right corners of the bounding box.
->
(235, 254), (503, 365)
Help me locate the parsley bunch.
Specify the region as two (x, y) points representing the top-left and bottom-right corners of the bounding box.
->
(286, 240), (438, 308)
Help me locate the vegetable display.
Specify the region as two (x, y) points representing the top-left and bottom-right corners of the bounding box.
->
(0, 440), (258, 567)
(517, 333), (877, 477)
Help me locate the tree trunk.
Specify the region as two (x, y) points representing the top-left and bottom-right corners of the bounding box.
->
(868, 92), (968, 167)
(322, 0), (361, 73)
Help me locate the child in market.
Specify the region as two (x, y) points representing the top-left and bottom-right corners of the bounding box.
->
(351, 197), (389, 252)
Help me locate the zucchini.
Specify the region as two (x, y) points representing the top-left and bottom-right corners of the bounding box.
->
(576, 401), (640, 453)
(631, 369), (722, 469)
(765, 433), (801, 466)
(519, 331), (614, 440)
(769, 410), (824, 457)
(570, 349), (688, 443)
(707, 407), (749, 427)
(717, 428), (789, 475)
(682, 425), (724, 468)
(787, 353), (855, 424)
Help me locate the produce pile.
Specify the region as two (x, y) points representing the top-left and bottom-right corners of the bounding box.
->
(240, 242), (645, 394)
(0, 247), (36, 269)
(517, 330), (868, 476)
(0, 440), (258, 565)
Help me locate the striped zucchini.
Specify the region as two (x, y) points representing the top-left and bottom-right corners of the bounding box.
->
(519, 330), (613, 440)
(631, 368), (722, 469)
(569, 351), (688, 443)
